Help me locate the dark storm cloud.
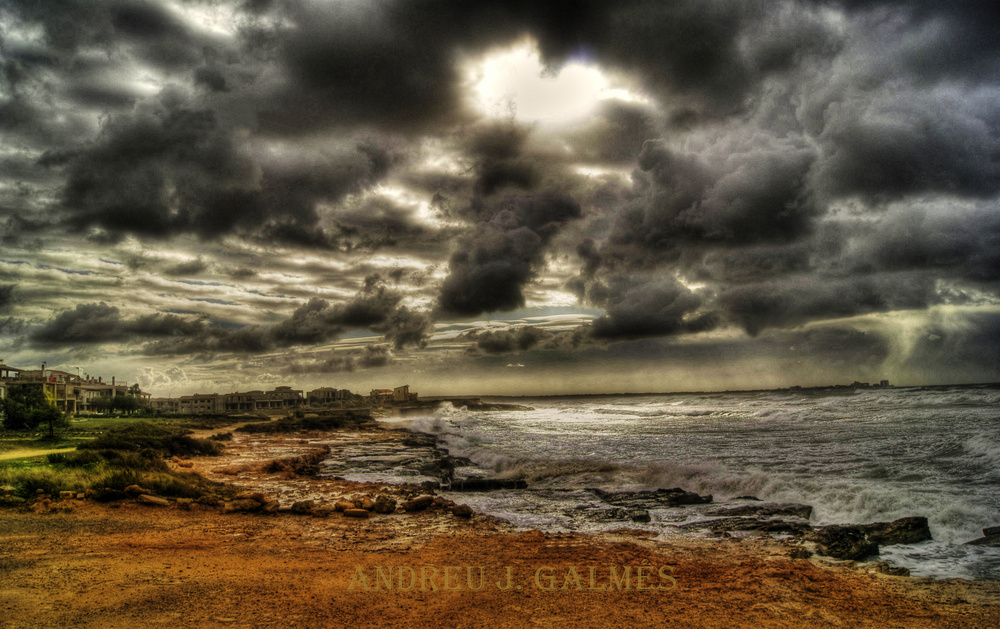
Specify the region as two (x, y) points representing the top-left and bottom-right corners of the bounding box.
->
(603, 138), (818, 264)
(358, 344), (393, 369)
(905, 311), (1000, 382)
(29, 302), (204, 345)
(811, 92), (1000, 201)
(467, 325), (551, 354)
(716, 274), (939, 337)
(588, 275), (717, 340)
(0, 285), (16, 311)
(840, 207), (1000, 282)
(438, 191), (581, 316)
(568, 101), (660, 164)
(61, 92), (395, 243)
(374, 307), (434, 350)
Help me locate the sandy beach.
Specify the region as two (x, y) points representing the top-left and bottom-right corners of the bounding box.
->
(0, 422), (998, 628)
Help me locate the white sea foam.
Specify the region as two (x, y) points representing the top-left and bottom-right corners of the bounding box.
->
(406, 387), (1000, 579)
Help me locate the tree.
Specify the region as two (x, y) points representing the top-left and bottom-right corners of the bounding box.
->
(1, 385), (66, 436)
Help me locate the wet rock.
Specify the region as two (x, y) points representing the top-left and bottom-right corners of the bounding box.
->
(964, 525), (1000, 546)
(138, 494), (171, 507)
(734, 495), (762, 501)
(591, 487), (712, 509)
(344, 509), (369, 519)
(629, 510), (651, 523)
(402, 495), (435, 512)
(449, 478), (528, 491)
(705, 503), (813, 520)
(807, 526), (879, 560)
(679, 517), (813, 535)
(372, 495), (397, 514)
(452, 504), (473, 518)
(860, 517), (932, 546)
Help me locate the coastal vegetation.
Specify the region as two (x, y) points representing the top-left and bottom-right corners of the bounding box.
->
(0, 416), (234, 503)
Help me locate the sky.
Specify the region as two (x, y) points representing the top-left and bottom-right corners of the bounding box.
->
(1, 0), (998, 397)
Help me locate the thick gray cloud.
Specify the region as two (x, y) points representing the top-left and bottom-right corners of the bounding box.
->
(438, 191), (581, 316)
(589, 275), (717, 340)
(30, 303), (204, 345)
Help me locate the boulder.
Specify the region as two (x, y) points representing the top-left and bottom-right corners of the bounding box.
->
(291, 500), (314, 515)
(860, 517), (932, 546)
(75, 493), (86, 500)
(235, 491), (268, 504)
(124, 484), (151, 497)
(59, 491), (74, 500)
(344, 509), (369, 519)
(0, 495), (27, 507)
(402, 495), (435, 512)
(452, 504), (473, 518)
(807, 526), (879, 560)
(137, 494), (171, 507)
(372, 496), (397, 514)
(310, 506), (334, 518)
(334, 499), (356, 512)
(629, 509), (651, 523)
(964, 525), (1000, 547)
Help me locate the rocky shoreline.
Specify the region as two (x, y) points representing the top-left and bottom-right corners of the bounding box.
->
(2, 417), (1000, 627)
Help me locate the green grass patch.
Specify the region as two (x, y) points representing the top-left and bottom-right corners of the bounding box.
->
(0, 419), (233, 502)
(236, 413), (371, 434)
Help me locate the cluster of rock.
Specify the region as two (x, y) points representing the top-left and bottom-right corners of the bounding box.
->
(583, 487), (933, 564)
(283, 493), (474, 519)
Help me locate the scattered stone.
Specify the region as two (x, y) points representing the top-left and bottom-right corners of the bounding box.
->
(402, 495), (435, 512)
(452, 504), (473, 518)
(197, 495), (221, 507)
(124, 485), (151, 497)
(137, 494), (171, 507)
(75, 493), (85, 500)
(0, 495), (27, 507)
(291, 500), (314, 515)
(344, 509), (369, 519)
(310, 506), (334, 518)
(222, 499), (262, 513)
(372, 496), (397, 514)
(59, 491), (74, 500)
(261, 500), (280, 514)
(334, 499), (356, 512)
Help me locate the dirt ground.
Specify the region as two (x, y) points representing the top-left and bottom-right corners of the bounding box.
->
(2, 426), (998, 628)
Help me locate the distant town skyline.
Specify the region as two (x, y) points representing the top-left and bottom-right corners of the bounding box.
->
(1, 1), (998, 396)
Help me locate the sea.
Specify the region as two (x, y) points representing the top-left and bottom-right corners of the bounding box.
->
(377, 384), (1000, 580)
